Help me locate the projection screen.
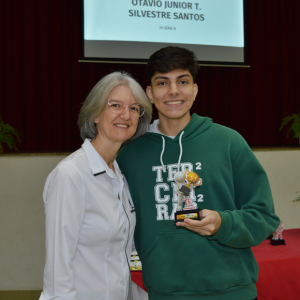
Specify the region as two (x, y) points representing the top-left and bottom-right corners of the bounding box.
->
(82, 0), (246, 65)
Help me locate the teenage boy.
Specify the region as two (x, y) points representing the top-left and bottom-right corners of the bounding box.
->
(117, 46), (279, 300)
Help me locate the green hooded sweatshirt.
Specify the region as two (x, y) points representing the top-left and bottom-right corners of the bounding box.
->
(117, 114), (279, 300)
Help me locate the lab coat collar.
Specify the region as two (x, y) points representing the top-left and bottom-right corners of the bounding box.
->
(81, 138), (122, 179)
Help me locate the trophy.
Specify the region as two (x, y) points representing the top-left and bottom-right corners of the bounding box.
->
(270, 220), (286, 246)
(174, 170), (203, 223)
(130, 251), (142, 271)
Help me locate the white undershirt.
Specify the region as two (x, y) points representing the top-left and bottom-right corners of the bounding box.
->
(147, 119), (176, 139)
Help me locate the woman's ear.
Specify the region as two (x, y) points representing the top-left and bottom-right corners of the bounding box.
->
(94, 115), (100, 124)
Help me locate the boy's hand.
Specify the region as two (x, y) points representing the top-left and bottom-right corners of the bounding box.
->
(176, 209), (221, 236)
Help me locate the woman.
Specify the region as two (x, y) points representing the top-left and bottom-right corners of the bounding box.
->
(39, 72), (152, 300)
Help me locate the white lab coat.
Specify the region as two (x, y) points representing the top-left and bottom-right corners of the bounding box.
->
(39, 139), (136, 300)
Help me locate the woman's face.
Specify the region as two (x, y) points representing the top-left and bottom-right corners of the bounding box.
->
(94, 85), (140, 145)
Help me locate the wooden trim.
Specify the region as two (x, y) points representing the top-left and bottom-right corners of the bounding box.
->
(0, 291), (42, 300)
(1, 146), (300, 156)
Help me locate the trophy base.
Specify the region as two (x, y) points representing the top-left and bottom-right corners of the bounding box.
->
(270, 238), (286, 246)
(174, 209), (202, 223)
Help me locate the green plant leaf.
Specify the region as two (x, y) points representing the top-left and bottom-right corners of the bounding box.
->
(279, 113), (300, 141)
(292, 195), (300, 202)
(279, 116), (293, 131)
(292, 191), (300, 202)
(0, 115), (21, 151)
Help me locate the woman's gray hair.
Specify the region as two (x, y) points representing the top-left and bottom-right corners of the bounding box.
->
(78, 71), (152, 144)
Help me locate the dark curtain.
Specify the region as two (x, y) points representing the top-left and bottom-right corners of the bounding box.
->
(0, 0), (299, 152)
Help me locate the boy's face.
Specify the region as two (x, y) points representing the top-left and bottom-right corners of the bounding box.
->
(146, 69), (198, 122)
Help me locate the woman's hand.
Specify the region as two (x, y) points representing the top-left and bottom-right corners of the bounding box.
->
(176, 209), (221, 236)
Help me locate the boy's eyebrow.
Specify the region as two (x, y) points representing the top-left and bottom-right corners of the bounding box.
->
(153, 74), (191, 81)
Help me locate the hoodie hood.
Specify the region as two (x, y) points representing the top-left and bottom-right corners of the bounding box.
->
(146, 114), (213, 173)
(146, 113), (213, 143)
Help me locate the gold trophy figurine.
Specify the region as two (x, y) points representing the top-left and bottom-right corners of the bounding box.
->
(174, 170), (203, 223)
(184, 170), (202, 188)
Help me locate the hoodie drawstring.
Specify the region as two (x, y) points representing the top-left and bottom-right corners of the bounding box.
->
(160, 136), (166, 172)
(160, 131), (184, 173)
(177, 131), (184, 172)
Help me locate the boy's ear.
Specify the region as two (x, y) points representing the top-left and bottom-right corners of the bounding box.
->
(193, 83), (198, 99)
(146, 86), (154, 104)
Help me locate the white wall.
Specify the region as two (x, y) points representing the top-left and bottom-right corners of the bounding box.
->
(253, 150), (300, 230)
(0, 150), (299, 290)
(0, 155), (66, 290)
